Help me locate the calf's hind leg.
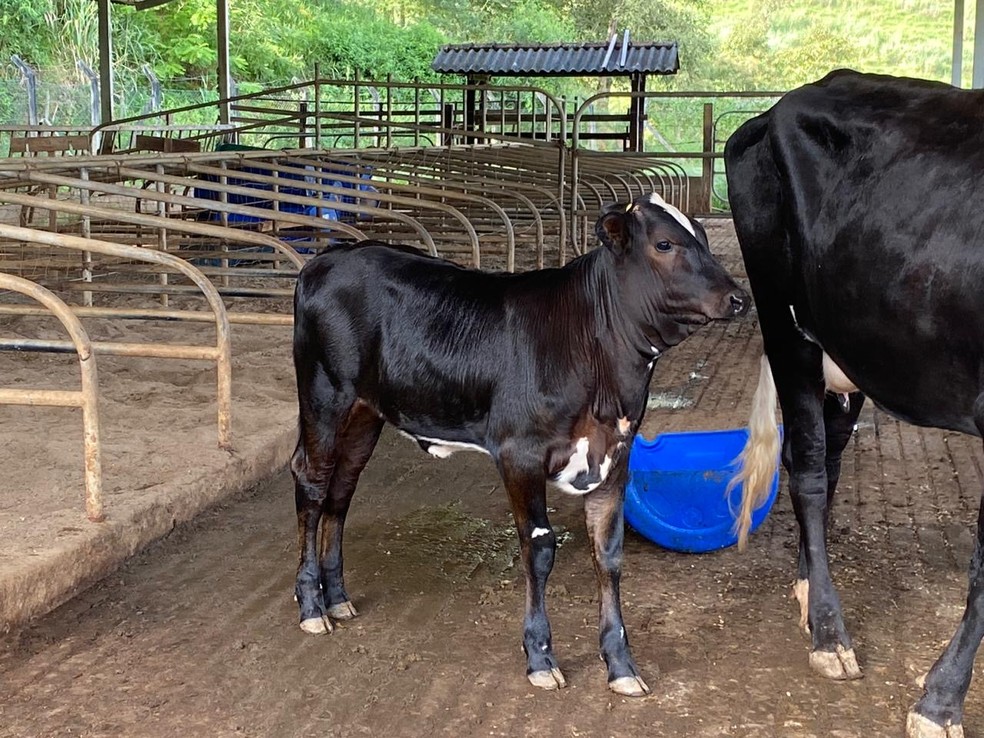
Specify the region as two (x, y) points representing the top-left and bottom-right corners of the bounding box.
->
(292, 373), (381, 634)
(318, 401), (384, 622)
(584, 470), (649, 697)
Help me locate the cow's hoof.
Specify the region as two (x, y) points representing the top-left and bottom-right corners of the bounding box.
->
(528, 668), (566, 690)
(906, 711), (964, 738)
(809, 645), (862, 680)
(609, 675), (650, 697)
(327, 601), (358, 620)
(299, 615), (333, 635)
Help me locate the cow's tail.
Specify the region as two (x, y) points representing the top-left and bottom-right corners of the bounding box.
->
(730, 353), (780, 550)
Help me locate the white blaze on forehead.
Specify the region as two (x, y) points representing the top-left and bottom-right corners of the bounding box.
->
(648, 192), (696, 237)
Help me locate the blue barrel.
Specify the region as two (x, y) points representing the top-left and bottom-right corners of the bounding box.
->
(625, 428), (780, 553)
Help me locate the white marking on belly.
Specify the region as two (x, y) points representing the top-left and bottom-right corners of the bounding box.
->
(532, 527), (551, 538)
(648, 193), (696, 236)
(397, 430), (489, 458)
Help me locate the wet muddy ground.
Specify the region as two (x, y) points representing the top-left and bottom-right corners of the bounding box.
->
(2, 222), (984, 737)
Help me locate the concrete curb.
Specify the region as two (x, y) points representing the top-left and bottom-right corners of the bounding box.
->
(0, 425), (297, 632)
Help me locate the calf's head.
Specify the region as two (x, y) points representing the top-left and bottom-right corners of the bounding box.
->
(596, 193), (750, 347)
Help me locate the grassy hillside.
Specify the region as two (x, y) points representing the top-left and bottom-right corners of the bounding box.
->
(706, 0), (964, 88)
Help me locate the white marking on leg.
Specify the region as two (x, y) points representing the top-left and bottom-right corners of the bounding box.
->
(598, 455), (612, 480)
(554, 437), (590, 487)
(532, 527), (551, 538)
(648, 193), (696, 236)
(617, 417), (631, 435)
(550, 440), (613, 496)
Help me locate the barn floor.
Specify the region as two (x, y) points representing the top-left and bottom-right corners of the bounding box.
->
(2, 222), (984, 737)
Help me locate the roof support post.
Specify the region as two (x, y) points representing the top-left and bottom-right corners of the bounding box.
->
(973, 0), (984, 87)
(97, 0), (113, 124)
(953, 0), (965, 86)
(628, 73), (646, 151)
(217, 0), (231, 125)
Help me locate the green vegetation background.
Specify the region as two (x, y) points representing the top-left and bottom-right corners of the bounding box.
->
(0, 0), (964, 125)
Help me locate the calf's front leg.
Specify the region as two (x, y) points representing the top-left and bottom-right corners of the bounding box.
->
(584, 467), (650, 697)
(498, 455), (565, 690)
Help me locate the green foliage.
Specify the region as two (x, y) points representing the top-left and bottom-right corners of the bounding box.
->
(1, 0), (52, 66)
(0, 0), (968, 127)
(708, 0), (958, 89)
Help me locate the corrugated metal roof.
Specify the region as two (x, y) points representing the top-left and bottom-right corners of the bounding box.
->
(431, 41), (679, 77)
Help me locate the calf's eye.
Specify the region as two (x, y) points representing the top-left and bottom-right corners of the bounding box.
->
(655, 240), (673, 252)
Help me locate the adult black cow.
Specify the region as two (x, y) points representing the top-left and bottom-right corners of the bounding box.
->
(726, 69), (984, 737)
(290, 194), (749, 695)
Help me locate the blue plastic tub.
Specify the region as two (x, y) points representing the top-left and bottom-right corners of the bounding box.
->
(625, 428), (780, 553)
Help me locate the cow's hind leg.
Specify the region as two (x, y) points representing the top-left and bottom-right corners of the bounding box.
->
(906, 399), (984, 738)
(584, 468), (649, 697)
(498, 451), (565, 690)
(792, 392), (865, 677)
(762, 320), (859, 679)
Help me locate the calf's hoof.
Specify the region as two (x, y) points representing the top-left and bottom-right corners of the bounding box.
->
(299, 615), (333, 635)
(528, 667), (567, 690)
(809, 645), (861, 680)
(327, 601), (358, 620)
(906, 711), (964, 738)
(609, 675), (650, 697)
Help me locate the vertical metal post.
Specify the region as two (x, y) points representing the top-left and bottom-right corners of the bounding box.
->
(142, 63), (163, 113)
(217, 0), (231, 124)
(155, 164), (169, 307)
(313, 62), (322, 149)
(80, 168), (92, 306)
(700, 103), (714, 214)
(76, 60), (101, 127)
(385, 74), (393, 148)
(973, 0), (984, 87)
(629, 74), (646, 151)
(219, 160), (230, 287)
(353, 69), (361, 147)
(953, 0), (966, 87)
(11, 56), (39, 126)
(299, 101), (309, 148)
(97, 0), (113, 124)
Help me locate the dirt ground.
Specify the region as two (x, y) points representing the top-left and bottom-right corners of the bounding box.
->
(3, 222), (984, 737)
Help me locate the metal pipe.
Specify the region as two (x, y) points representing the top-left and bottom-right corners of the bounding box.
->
(0, 223), (233, 449)
(0, 272), (103, 522)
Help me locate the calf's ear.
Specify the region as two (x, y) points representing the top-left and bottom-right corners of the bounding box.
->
(596, 205), (629, 252)
(689, 216), (710, 248)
